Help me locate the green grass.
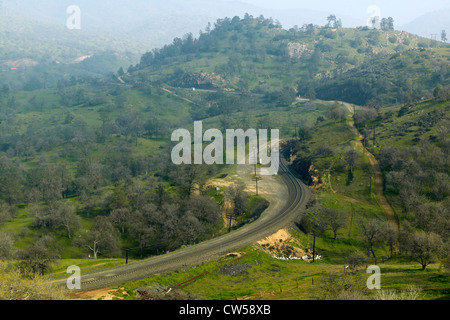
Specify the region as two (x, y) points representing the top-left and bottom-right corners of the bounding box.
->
(116, 245), (332, 300)
(48, 258), (127, 279)
(107, 230), (450, 300)
(371, 99), (449, 151)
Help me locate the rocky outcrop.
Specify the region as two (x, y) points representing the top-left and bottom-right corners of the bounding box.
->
(174, 72), (224, 89)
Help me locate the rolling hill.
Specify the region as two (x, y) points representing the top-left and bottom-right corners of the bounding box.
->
(128, 15), (449, 107)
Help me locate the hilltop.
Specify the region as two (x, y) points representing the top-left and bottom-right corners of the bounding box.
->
(126, 15), (449, 107)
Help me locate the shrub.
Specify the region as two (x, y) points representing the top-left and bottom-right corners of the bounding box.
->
(0, 261), (67, 300)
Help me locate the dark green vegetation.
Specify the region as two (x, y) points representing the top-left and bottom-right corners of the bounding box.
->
(0, 14), (449, 299)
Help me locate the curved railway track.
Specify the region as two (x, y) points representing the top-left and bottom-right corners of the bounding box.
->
(54, 155), (310, 291)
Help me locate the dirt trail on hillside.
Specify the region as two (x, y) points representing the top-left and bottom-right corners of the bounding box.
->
(161, 87), (195, 104)
(343, 104), (398, 229)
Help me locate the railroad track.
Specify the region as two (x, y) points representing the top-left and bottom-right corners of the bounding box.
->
(53, 155), (310, 291)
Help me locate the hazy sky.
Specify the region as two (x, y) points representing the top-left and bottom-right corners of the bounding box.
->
(231, 0), (450, 25)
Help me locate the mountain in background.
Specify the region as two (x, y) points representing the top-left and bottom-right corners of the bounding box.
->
(0, 7), (141, 89)
(2, 0), (263, 48)
(4, 0), (448, 49)
(400, 8), (450, 39)
(0, 8), (143, 61)
(2, 0), (365, 48)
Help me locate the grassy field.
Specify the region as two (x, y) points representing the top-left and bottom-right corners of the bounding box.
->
(84, 232), (449, 300)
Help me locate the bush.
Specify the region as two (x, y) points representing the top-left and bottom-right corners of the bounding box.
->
(0, 261), (67, 300)
(314, 273), (367, 300)
(442, 255), (450, 275)
(389, 36), (397, 44)
(346, 251), (369, 269)
(374, 286), (423, 300)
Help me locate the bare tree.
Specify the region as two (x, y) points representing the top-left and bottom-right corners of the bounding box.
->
(178, 212), (203, 245)
(398, 189), (425, 219)
(173, 164), (206, 199)
(224, 183), (249, 231)
(128, 211), (156, 258)
(398, 221), (414, 254)
(16, 237), (58, 277)
(52, 203), (80, 239)
(443, 254), (450, 274)
(408, 231), (444, 270)
(413, 202), (448, 236)
(0, 231), (14, 259)
(75, 216), (120, 259)
(359, 218), (386, 258)
(31, 202), (80, 239)
(315, 272), (366, 300)
(186, 195), (221, 225)
(110, 208), (131, 233)
(343, 149), (360, 174)
(328, 102), (347, 123)
(317, 208), (348, 240)
(39, 165), (64, 204)
(384, 224), (398, 258)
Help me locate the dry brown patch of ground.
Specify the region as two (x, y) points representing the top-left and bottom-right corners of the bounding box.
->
(257, 229), (306, 258)
(69, 287), (128, 300)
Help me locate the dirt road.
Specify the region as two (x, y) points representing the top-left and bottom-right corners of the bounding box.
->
(343, 103), (398, 228)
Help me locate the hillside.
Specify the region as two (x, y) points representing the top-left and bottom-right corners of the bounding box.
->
(128, 16), (450, 107)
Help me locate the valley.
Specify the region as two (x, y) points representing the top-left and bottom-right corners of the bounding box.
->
(0, 6), (449, 302)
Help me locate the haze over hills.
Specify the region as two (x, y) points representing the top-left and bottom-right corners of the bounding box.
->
(2, 0), (266, 48)
(0, 8), (142, 61)
(2, 0), (449, 50)
(0, 7), (144, 89)
(235, 0), (450, 27)
(400, 8), (450, 39)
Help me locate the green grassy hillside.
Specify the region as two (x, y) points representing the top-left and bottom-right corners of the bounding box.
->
(129, 16), (449, 107)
